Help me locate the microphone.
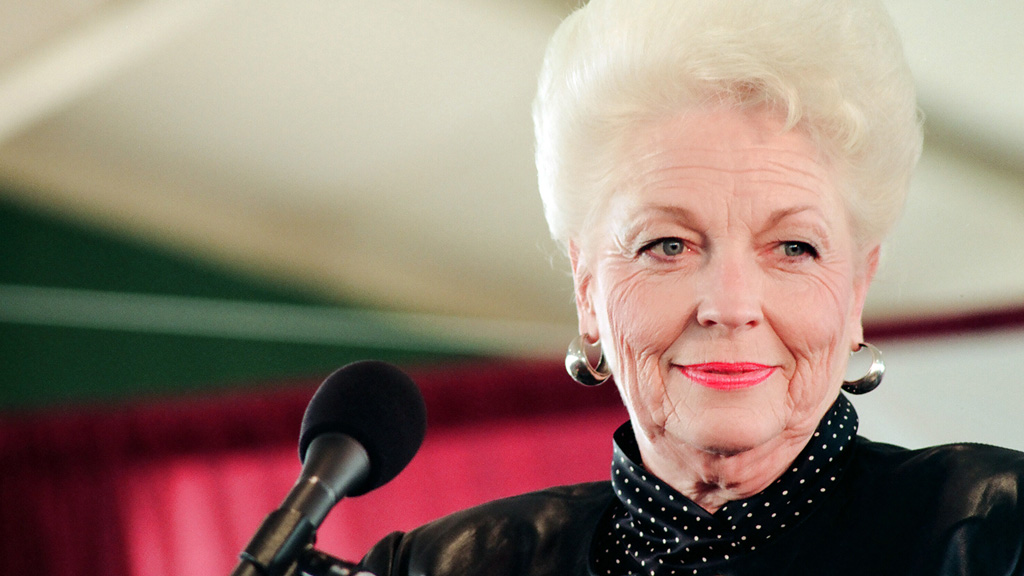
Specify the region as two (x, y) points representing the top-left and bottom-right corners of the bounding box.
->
(231, 361), (427, 576)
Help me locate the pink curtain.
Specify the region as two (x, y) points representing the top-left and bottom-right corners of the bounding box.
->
(0, 360), (626, 576)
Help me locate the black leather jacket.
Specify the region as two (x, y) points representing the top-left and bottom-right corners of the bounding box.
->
(361, 437), (1024, 576)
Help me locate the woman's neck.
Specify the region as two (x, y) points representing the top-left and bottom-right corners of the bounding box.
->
(634, 426), (814, 514)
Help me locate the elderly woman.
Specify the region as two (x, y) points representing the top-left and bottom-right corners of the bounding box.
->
(361, 0), (1024, 574)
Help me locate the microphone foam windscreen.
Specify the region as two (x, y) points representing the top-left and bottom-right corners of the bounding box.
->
(298, 360), (427, 496)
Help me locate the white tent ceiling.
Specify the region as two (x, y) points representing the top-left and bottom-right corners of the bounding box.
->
(1, 0), (1022, 355)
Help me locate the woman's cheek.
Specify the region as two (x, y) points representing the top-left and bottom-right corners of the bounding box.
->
(598, 267), (684, 430)
(770, 275), (853, 405)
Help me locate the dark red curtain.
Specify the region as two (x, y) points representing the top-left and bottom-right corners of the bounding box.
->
(0, 360), (626, 576)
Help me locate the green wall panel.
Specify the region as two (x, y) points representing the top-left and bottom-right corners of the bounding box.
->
(0, 193), (461, 410)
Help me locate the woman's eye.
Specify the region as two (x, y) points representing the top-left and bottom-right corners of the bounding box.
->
(780, 241), (818, 258)
(643, 238), (686, 257)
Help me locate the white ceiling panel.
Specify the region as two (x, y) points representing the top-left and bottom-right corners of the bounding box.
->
(0, 0), (1021, 353)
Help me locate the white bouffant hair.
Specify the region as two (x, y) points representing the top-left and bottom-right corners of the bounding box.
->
(533, 0), (923, 250)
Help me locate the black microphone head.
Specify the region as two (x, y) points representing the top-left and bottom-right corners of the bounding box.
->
(299, 360), (427, 496)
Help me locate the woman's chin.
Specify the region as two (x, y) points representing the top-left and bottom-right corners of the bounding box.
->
(653, 378), (793, 457)
(674, 417), (783, 458)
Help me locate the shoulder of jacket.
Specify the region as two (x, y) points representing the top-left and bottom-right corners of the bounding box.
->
(360, 481), (612, 576)
(410, 480), (613, 532)
(852, 436), (1024, 519)
(856, 436), (1024, 474)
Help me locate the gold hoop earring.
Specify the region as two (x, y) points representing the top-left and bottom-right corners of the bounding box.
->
(565, 335), (611, 386)
(841, 342), (884, 394)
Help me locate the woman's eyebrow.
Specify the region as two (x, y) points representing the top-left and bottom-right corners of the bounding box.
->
(617, 205), (701, 245)
(763, 205), (826, 229)
(762, 206), (834, 249)
(638, 204), (702, 224)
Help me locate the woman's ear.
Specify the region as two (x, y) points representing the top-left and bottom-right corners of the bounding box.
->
(848, 244), (881, 347)
(568, 240), (600, 340)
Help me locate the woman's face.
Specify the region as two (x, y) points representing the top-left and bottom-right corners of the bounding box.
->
(572, 106), (878, 461)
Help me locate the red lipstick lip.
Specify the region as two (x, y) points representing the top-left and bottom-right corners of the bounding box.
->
(679, 362), (776, 390)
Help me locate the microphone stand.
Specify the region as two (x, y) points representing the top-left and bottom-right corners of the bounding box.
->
(233, 533), (374, 576)
(298, 546), (375, 576)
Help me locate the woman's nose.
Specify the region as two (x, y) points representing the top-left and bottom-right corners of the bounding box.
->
(695, 251), (764, 330)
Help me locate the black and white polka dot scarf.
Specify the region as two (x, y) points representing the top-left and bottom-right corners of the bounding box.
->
(591, 394), (858, 576)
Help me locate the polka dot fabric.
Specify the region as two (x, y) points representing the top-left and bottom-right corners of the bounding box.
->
(591, 395), (858, 575)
